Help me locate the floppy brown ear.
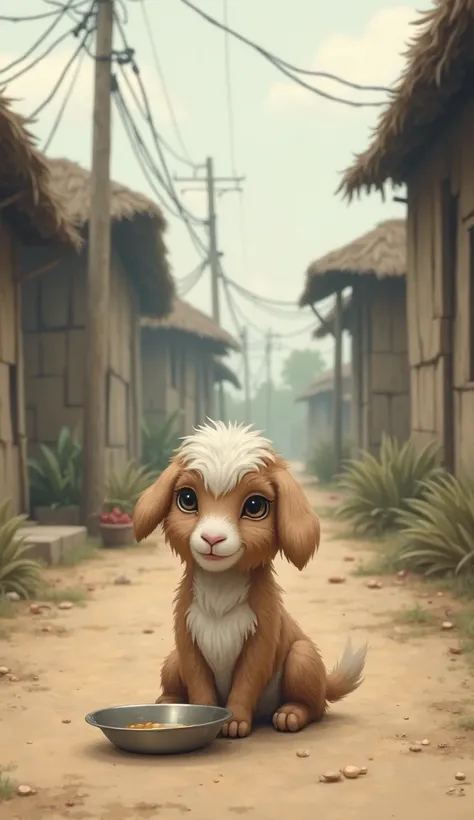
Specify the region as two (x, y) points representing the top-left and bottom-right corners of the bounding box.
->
(271, 466), (320, 570)
(133, 458), (182, 542)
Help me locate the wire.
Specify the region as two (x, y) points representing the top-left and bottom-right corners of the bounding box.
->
(180, 0), (389, 107)
(276, 322), (317, 339)
(139, 0), (196, 168)
(223, 275), (301, 308)
(42, 32), (90, 152)
(177, 260), (209, 296)
(29, 18), (94, 119)
(0, 5), (84, 22)
(222, 0), (237, 176)
(2, 4), (93, 85)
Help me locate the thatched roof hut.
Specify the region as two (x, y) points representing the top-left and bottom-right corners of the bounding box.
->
(213, 358), (241, 389)
(299, 219), (406, 305)
(0, 94), (80, 248)
(141, 298), (240, 355)
(296, 364), (352, 402)
(47, 158), (173, 317)
(340, 0), (474, 196)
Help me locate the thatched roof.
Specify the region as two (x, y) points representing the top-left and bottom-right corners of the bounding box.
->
(213, 358), (241, 389)
(47, 158), (173, 317)
(340, 0), (474, 197)
(299, 219), (406, 305)
(313, 294), (353, 339)
(296, 363), (352, 402)
(0, 94), (80, 248)
(141, 298), (240, 355)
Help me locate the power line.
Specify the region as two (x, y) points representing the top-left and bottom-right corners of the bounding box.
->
(0, 2), (87, 25)
(181, 0), (389, 108)
(223, 275), (302, 308)
(139, 0), (196, 168)
(42, 32), (90, 152)
(29, 16), (95, 119)
(2, 3), (93, 85)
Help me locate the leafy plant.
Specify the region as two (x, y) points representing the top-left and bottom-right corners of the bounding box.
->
(307, 439), (352, 484)
(28, 426), (82, 508)
(0, 499), (42, 599)
(104, 461), (155, 514)
(141, 410), (181, 475)
(336, 435), (443, 535)
(397, 473), (474, 576)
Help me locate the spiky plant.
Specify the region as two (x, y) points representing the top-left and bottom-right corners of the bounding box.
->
(0, 499), (42, 599)
(397, 473), (474, 576)
(307, 439), (352, 484)
(336, 435), (443, 535)
(141, 410), (181, 475)
(28, 426), (82, 508)
(104, 461), (156, 514)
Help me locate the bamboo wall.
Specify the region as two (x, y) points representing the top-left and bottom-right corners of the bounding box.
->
(351, 278), (410, 453)
(21, 246), (140, 475)
(0, 219), (23, 512)
(141, 329), (215, 436)
(406, 96), (474, 474)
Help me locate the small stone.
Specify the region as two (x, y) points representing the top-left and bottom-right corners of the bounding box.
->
(114, 574), (132, 586)
(143, 628), (154, 634)
(62, 719), (71, 724)
(16, 784), (36, 797)
(41, 625), (52, 633)
(449, 647), (462, 655)
(437, 591), (444, 597)
(213, 779), (220, 784)
(438, 742), (448, 749)
(0, 665), (10, 676)
(403, 716), (410, 720)
(442, 621), (454, 631)
(342, 766), (361, 779)
(87, 585), (96, 592)
(409, 743), (422, 752)
(359, 767), (368, 775)
(58, 601), (73, 610)
(320, 771), (342, 783)
(296, 749), (310, 758)
(328, 576), (346, 584)
(29, 603), (42, 615)
(65, 801), (76, 808)
(421, 739), (430, 746)
(446, 788), (456, 796)
(6, 591), (20, 602)
(455, 772), (466, 782)
(7, 674), (19, 682)
(397, 570), (408, 579)
(367, 580), (382, 589)
(343, 556), (355, 562)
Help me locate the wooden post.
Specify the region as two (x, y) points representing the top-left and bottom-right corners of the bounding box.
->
(131, 311), (143, 462)
(13, 260), (28, 515)
(333, 290), (343, 474)
(82, 0), (114, 531)
(241, 326), (251, 424)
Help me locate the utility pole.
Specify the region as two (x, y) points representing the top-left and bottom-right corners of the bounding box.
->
(82, 0), (114, 532)
(265, 329), (273, 437)
(333, 290), (343, 475)
(175, 159), (244, 421)
(241, 326), (251, 423)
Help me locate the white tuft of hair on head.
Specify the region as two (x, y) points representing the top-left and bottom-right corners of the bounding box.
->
(177, 419), (276, 497)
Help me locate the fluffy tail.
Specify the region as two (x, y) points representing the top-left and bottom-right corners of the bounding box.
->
(326, 638), (367, 703)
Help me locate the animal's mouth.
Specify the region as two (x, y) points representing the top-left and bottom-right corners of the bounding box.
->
(202, 551), (239, 562)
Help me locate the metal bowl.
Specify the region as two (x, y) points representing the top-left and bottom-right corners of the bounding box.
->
(85, 703), (232, 755)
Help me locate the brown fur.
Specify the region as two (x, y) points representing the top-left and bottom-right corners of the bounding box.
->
(134, 454), (363, 737)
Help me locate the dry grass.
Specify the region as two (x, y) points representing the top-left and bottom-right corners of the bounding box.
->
(59, 538), (101, 567)
(458, 715), (474, 731)
(395, 603), (436, 626)
(38, 584), (88, 606)
(0, 765), (16, 802)
(0, 596), (15, 619)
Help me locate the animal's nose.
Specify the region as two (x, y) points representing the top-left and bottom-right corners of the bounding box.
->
(200, 532), (227, 547)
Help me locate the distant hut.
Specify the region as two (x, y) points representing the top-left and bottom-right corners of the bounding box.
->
(21, 158), (173, 478)
(213, 358), (241, 392)
(299, 220), (409, 454)
(141, 298), (240, 434)
(340, 0), (474, 474)
(296, 365), (352, 455)
(0, 97), (80, 512)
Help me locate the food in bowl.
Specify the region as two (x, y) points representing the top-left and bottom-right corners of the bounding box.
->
(126, 722), (185, 729)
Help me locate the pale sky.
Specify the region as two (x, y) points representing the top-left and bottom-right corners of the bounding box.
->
(2, 0), (425, 389)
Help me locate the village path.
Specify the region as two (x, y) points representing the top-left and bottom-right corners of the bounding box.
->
(1, 479), (474, 820)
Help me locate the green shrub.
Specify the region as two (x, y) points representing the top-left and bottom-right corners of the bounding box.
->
(336, 434), (443, 535)
(28, 426), (82, 508)
(0, 499), (42, 599)
(141, 411), (181, 475)
(397, 473), (474, 576)
(307, 439), (352, 484)
(104, 461), (156, 515)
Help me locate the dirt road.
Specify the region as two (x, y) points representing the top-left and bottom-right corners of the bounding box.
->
(1, 483), (473, 819)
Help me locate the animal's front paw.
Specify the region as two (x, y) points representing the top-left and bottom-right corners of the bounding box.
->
(155, 694), (186, 704)
(272, 703), (310, 732)
(221, 705), (252, 738)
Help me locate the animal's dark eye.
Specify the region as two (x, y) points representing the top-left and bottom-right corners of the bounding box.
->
(176, 488), (198, 513)
(241, 495), (270, 520)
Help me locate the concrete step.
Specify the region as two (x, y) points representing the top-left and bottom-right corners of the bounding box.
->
(17, 525), (88, 566)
